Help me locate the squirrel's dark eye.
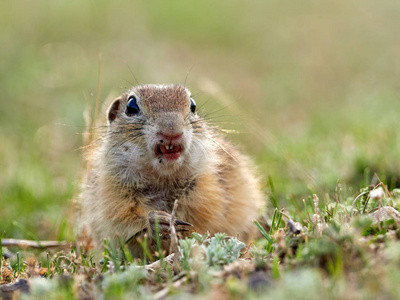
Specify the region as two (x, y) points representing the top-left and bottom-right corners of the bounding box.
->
(190, 98), (196, 113)
(126, 96), (140, 115)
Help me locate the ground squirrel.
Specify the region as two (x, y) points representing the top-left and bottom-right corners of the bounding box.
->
(79, 84), (264, 257)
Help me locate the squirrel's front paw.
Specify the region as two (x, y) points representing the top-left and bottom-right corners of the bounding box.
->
(148, 211), (192, 239)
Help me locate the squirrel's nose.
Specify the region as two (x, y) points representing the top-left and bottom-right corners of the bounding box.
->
(158, 132), (183, 143)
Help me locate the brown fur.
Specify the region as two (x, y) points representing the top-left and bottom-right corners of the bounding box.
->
(78, 84), (264, 257)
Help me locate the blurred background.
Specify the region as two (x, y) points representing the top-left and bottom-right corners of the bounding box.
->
(1, 0), (400, 240)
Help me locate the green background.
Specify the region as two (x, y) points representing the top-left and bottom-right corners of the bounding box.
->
(1, 0), (400, 240)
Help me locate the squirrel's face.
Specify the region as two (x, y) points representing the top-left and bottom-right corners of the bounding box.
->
(105, 84), (205, 176)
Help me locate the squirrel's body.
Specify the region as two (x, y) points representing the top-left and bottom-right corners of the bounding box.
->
(79, 84), (264, 257)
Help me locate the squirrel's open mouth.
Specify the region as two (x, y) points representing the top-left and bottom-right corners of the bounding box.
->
(155, 144), (182, 161)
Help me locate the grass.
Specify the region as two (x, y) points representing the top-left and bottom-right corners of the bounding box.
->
(1, 0), (400, 298)
(3, 184), (400, 299)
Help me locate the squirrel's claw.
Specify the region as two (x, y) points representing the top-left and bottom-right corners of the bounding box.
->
(174, 219), (193, 227)
(148, 211), (192, 239)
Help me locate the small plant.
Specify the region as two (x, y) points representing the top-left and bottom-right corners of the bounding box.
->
(178, 232), (246, 270)
(202, 233), (246, 268)
(254, 208), (284, 253)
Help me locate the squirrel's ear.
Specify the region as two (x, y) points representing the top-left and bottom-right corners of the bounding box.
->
(107, 98), (121, 124)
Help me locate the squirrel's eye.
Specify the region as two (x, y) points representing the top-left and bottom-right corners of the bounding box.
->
(126, 96), (140, 115)
(190, 98), (196, 113)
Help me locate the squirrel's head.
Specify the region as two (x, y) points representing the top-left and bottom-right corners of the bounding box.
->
(103, 84), (214, 182)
